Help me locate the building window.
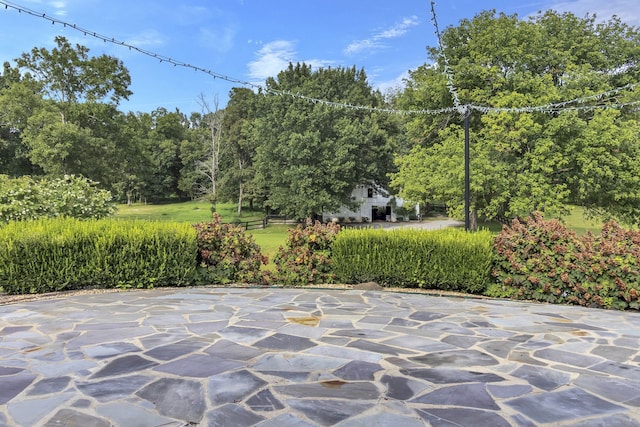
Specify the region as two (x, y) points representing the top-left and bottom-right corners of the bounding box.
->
(367, 188), (373, 198)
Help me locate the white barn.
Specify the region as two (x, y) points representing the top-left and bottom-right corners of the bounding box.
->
(322, 184), (413, 223)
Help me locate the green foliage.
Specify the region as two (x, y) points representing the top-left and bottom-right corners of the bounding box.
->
(0, 174), (115, 222)
(393, 10), (640, 227)
(332, 227), (493, 293)
(272, 219), (341, 286)
(491, 212), (640, 309)
(193, 213), (267, 284)
(252, 63), (401, 219)
(0, 218), (197, 294)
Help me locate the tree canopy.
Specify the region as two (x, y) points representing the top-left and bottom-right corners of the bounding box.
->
(247, 63), (401, 219)
(391, 10), (640, 228)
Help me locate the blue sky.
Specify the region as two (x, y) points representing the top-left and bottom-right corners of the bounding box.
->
(1, 0), (639, 114)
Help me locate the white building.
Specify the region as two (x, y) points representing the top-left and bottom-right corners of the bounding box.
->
(322, 184), (413, 223)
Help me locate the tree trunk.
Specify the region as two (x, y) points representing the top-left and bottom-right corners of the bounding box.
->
(470, 208), (478, 231)
(237, 182), (243, 217)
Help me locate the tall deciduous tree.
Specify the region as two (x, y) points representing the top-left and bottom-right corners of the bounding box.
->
(251, 63), (400, 219)
(391, 10), (640, 228)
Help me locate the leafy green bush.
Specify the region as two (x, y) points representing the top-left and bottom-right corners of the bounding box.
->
(193, 213), (267, 284)
(491, 212), (640, 309)
(0, 218), (197, 294)
(332, 227), (493, 293)
(0, 174), (115, 222)
(272, 219), (341, 286)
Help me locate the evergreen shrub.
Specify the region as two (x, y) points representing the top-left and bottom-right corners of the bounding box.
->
(332, 227), (493, 292)
(491, 212), (640, 309)
(0, 218), (197, 294)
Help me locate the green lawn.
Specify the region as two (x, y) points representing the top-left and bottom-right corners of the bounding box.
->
(115, 201), (263, 223)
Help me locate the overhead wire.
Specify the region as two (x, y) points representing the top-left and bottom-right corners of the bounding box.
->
(1, 0), (639, 116)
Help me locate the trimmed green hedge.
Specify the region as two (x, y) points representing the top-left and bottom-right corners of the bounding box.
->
(0, 218), (197, 294)
(331, 227), (493, 293)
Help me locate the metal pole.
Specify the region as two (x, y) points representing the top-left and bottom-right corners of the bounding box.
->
(464, 106), (470, 231)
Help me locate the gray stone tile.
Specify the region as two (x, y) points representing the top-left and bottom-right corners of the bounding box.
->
(185, 320), (228, 335)
(252, 353), (349, 372)
(534, 348), (603, 367)
(136, 378), (205, 423)
(0, 372), (37, 404)
(381, 374), (430, 400)
(333, 360), (382, 381)
(0, 366), (23, 376)
(574, 374), (640, 404)
(332, 328), (396, 340)
(218, 325), (273, 343)
(8, 393), (74, 427)
(208, 370), (267, 405)
(274, 382), (380, 399)
(256, 413), (316, 427)
(442, 334), (482, 349)
(286, 399), (372, 426)
(247, 389), (285, 411)
(510, 365), (572, 391)
(204, 339), (265, 361)
(143, 339), (207, 361)
(43, 409), (110, 427)
(337, 412), (426, 427)
(591, 361), (640, 380)
(401, 368), (504, 384)
(416, 408), (511, 427)
(564, 415), (640, 427)
(90, 355), (157, 378)
(410, 350), (498, 367)
(591, 345), (637, 362)
(412, 383), (499, 410)
(206, 403), (265, 427)
(27, 376), (71, 395)
(77, 375), (152, 402)
(96, 402), (177, 427)
(153, 353), (243, 377)
(487, 384), (533, 399)
(409, 311), (448, 322)
(506, 388), (625, 424)
(82, 342), (141, 359)
(305, 344), (382, 363)
(253, 333), (316, 351)
(348, 339), (418, 356)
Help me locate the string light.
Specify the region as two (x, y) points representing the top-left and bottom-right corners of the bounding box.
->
(0, 0), (638, 116)
(429, 0), (463, 112)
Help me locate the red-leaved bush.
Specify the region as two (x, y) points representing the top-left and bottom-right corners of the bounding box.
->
(194, 213), (267, 285)
(491, 212), (640, 310)
(272, 219), (341, 286)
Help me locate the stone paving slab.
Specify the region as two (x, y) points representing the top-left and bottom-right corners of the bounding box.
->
(1, 288), (640, 426)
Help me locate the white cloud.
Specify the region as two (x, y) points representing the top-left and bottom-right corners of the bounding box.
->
(248, 40), (296, 81)
(544, 0), (640, 26)
(247, 40), (334, 82)
(125, 30), (166, 48)
(344, 15), (420, 56)
(199, 26), (236, 54)
(374, 70), (410, 96)
(49, 0), (67, 17)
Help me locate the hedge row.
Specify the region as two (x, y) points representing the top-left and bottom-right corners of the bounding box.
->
(331, 227), (494, 293)
(0, 218), (197, 294)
